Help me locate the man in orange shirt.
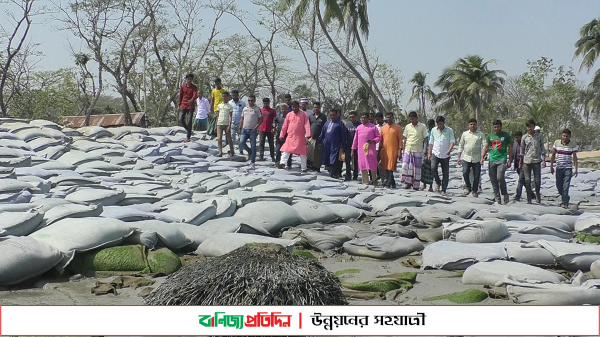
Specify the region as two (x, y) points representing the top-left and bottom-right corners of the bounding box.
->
(379, 112), (403, 189)
(178, 73), (198, 142)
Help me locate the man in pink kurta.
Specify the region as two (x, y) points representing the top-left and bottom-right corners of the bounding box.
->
(279, 101), (311, 172)
(352, 112), (381, 186)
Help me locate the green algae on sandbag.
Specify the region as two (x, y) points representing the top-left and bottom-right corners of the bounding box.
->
(375, 272), (417, 283)
(74, 245), (150, 273)
(148, 248), (181, 274)
(576, 233), (600, 244)
(292, 249), (317, 260)
(424, 289), (488, 304)
(343, 279), (413, 293)
(335, 268), (361, 277)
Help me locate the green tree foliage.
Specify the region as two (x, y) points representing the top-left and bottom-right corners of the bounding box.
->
(408, 71), (436, 121)
(435, 55), (506, 124)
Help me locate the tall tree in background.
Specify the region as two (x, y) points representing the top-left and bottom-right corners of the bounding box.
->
(408, 71), (436, 120)
(435, 55), (506, 122)
(281, 0), (387, 113)
(574, 18), (600, 83)
(0, 0), (39, 117)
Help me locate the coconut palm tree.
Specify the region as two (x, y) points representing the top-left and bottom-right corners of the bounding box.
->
(281, 0), (387, 113)
(434, 55), (506, 122)
(408, 71), (436, 120)
(574, 18), (600, 73)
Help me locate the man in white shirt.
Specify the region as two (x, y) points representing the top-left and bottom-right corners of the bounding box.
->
(194, 90), (211, 137)
(457, 118), (485, 197)
(230, 90), (246, 154)
(428, 115), (455, 196)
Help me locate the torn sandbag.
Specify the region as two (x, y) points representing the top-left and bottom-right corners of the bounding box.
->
(522, 240), (600, 272)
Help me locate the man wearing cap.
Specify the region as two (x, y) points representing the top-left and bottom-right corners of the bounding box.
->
(300, 98), (313, 118)
(275, 103), (293, 168)
(520, 119), (546, 204)
(279, 101), (311, 173)
(258, 97), (277, 162)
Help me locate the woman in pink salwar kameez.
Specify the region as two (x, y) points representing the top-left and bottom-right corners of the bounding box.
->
(352, 112), (381, 186)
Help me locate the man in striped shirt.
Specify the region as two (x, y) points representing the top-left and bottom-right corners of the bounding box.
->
(550, 128), (578, 209)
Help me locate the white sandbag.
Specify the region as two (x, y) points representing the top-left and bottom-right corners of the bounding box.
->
(422, 202), (478, 219)
(49, 175), (100, 187)
(592, 260), (600, 279)
(523, 240), (600, 272)
(0, 210), (43, 236)
(0, 236), (64, 285)
(501, 233), (569, 243)
(501, 276), (600, 305)
(443, 220), (510, 243)
(227, 189), (293, 207)
(0, 156), (31, 168)
(283, 225), (355, 252)
(78, 126), (112, 139)
(171, 219), (269, 251)
(29, 217), (136, 267)
(0, 147), (24, 158)
(342, 235), (424, 259)
(370, 211), (413, 227)
(127, 220), (191, 250)
(234, 201), (301, 234)
(326, 204), (364, 221)
(504, 220), (572, 239)
(462, 260), (566, 286)
(368, 195), (425, 213)
(422, 241), (506, 270)
(0, 138), (32, 151)
(504, 242), (557, 266)
(64, 188), (125, 206)
(0, 190), (32, 204)
(42, 204), (103, 226)
(0, 178), (37, 194)
(471, 209), (536, 221)
(292, 199), (338, 224)
(116, 193), (162, 205)
(413, 210), (462, 228)
(56, 150), (103, 166)
(575, 213), (600, 235)
(100, 206), (160, 222)
(77, 161), (124, 172)
(536, 214), (579, 231)
(160, 200), (217, 225)
(196, 233), (298, 257)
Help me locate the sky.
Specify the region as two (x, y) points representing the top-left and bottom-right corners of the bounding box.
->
(18, 0), (600, 109)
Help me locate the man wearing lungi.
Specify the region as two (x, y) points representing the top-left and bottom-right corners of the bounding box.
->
(401, 111), (429, 190)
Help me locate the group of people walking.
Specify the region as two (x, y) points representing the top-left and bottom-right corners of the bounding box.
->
(179, 75), (579, 208)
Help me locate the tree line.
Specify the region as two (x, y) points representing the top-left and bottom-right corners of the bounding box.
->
(1, 0), (600, 150)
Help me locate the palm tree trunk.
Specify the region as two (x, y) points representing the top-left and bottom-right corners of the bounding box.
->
(354, 28), (386, 110)
(421, 90), (426, 120)
(316, 11), (386, 114)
